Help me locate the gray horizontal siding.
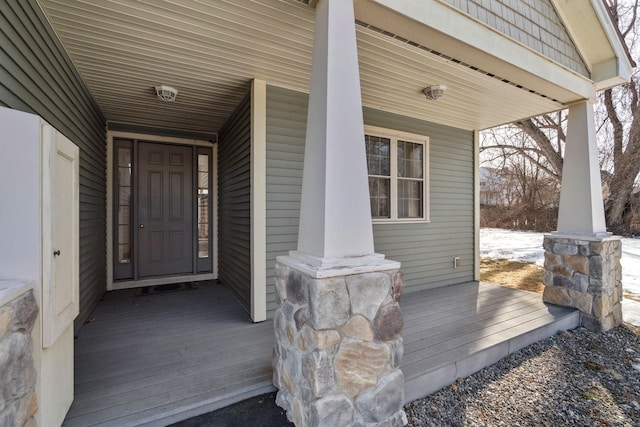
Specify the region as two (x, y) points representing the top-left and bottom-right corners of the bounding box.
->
(218, 93), (252, 313)
(1, 0), (107, 331)
(264, 85), (475, 318)
(364, 108), (475, 291)
(265, 86), (306, 317)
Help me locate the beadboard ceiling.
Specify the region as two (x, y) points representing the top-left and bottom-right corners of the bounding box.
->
(38, 0), (565, 133)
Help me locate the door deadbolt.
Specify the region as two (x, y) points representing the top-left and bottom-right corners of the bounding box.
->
(139, 224), (145, 229)
(53, 250), (61, 256)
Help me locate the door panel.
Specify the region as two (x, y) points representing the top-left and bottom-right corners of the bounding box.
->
(42, 123), (79, 349)
(138, 143), (193, 277)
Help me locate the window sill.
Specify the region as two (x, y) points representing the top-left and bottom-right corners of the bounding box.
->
(372, 218), (431, 225)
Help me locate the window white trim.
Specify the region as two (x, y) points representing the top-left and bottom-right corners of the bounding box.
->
(364, 125), (430, 224)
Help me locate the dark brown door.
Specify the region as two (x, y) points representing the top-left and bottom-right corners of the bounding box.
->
(138, 142), (193, 278)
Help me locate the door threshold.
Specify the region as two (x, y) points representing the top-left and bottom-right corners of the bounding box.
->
(109, 273), (216, 291)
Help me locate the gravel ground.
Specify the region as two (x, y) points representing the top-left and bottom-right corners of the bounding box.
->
(177, 325), (640, 426)
(405, 325), (640, 427)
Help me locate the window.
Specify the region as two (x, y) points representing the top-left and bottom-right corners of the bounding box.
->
(365, 126), (429, 222)
(196, 147), (213, 273)
(113, 139), (133, 280)
(116, 146), (132, 264)
(197, 153), (210, 258)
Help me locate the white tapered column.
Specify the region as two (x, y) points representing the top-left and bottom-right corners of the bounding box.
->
(544, 100), (622, 332)
(291, 0), (382, 269)
(273, 3), (406, 425)
(557, 100), (607, 235)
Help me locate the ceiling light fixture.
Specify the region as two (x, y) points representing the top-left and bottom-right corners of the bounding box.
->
(423, 84), (446, 101)
(155, 85), (178, 102)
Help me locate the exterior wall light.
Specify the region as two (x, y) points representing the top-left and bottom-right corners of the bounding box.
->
(423, 84), (446, 100)
(155, 85), (178, 102)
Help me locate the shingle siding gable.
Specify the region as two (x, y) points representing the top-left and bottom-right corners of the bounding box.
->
(443, 0), (589, 76)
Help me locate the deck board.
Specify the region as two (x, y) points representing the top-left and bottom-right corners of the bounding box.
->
(63, 281), (578, 427)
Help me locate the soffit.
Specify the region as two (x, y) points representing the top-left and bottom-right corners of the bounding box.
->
(39, 0), (565, 133)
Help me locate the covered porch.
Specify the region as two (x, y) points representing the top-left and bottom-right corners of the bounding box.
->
(63, 281), (577, 426)
(0, 1), (631, 425)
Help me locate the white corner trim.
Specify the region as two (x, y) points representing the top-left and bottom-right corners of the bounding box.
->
(251, 79), (268, 322)
(212, 143), (219, 280)
(106, 130), (214, 148)
(473, 130), (480, 282)
(106, 133), (114, 290)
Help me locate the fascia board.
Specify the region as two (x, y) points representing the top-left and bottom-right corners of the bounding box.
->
(362, 0), (596, 100)
(551, 0), (633, 86)
(590, 0), (634, 80)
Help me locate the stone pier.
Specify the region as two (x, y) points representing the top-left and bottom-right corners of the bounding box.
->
(542, 234), (623, 332)
(0, 285), (39, 427)
(272, 261), (407, 427)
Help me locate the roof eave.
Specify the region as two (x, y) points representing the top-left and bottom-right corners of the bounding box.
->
(552, 0), (634, 89)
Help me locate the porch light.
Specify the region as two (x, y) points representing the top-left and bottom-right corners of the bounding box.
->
(423, 84), (446, 100)
(154, 85), (178, 102)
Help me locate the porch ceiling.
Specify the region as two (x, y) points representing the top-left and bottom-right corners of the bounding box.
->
(38, 0), (568, 134)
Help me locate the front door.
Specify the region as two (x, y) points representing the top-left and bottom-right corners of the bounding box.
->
(137, 142), (193, 278)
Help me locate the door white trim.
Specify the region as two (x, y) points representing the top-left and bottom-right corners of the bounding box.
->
(106, 131), (217, 291)
(110, 273), (216, 291)
(473, 130), (480, 282)
(250, 79), (267, 322)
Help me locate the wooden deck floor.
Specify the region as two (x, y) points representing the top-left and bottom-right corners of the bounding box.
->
(63, 281), (578, 427)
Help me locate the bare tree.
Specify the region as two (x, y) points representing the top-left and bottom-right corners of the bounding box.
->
(480, 126), (560, 231)
(481, 0), (640, 234)
(600, 0), (640, 232)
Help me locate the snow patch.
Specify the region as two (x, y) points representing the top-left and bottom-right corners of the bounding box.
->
(480, 228), (640, 296)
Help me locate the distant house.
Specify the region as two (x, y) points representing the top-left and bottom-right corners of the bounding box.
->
(0, 0), (633, 425)
(480, 167), (511, 206)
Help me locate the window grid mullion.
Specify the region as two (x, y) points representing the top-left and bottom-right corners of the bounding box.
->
(390, 137), (398, 221)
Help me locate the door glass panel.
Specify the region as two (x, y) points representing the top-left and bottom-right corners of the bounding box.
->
(118, 206), (130, 225)
(118, 167), (131, 186)
(198, 224), (209, 258)
(198, 172), (209, 189)
(118, 244), (131, 263)
(118, 186), (131, 207)
(118, 148), (131, 167)
(198, 155), (209, 172)
(197, 154), (210, 259)
(116, 145), (132, 268)
(118, 225), (130, 245)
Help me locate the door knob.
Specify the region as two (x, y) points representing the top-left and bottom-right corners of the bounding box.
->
(139, 224), (145, 229)
(53, 250), (61, 256)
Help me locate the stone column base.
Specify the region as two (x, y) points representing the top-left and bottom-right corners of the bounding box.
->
(272, 258), (407, 427)
(543, 234), (623, 332)
(0, 287), (38, 427)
